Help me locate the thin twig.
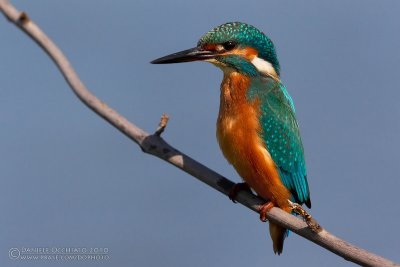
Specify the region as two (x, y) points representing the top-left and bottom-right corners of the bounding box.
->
(154, 114), (169, 136)
(0, 1), (398, 267)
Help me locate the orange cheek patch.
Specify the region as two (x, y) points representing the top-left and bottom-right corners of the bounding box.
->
(223, 46), (258, 60)
(202, 44), (218, 51)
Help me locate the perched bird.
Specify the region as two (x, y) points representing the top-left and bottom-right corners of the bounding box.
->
(151, 22), (311, 254)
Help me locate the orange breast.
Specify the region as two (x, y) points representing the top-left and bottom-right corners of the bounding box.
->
(216, 72), (291, 210)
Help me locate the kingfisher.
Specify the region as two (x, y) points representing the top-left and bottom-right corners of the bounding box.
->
(151, 22), (311, 254)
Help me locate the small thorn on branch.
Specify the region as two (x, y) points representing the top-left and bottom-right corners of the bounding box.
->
(154, 114), (169, 136)
(288, 200), (322, 233)
(17, 11), (29, 25)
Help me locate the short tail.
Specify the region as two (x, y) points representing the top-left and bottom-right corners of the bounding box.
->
(269, 222), (288, 255)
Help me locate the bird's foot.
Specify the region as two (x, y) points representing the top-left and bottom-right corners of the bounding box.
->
(259, 202), (274, 222)
(228, 182), (251, 203)
(288, 200), (322, 233)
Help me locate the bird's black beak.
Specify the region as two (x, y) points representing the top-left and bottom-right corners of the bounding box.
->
(151, 47), (217, 64)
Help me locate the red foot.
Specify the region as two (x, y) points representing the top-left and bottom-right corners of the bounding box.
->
(228, 182), (251, 203)
(259, 202), (274, 222)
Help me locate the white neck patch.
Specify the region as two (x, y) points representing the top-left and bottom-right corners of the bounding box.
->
(251, 56), (277, 77)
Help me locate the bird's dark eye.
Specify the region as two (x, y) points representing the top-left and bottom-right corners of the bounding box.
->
(222, 41), (236, 51)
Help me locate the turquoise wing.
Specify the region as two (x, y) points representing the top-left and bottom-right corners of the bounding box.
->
(248, 77), (311, 207)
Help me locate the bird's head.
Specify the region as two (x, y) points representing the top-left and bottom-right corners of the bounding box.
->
(151, 22), (280, 78)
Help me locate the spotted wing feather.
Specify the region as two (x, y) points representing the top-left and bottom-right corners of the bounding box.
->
(248, 77), (311, 207)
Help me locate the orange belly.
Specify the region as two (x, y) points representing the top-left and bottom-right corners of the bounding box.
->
(216, 71), (291, 210)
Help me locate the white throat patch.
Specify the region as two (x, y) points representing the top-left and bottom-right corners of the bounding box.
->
(251, 56), (277, 77)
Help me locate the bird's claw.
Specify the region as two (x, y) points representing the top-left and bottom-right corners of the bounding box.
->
(228, 182), (251, 203)
(259, 202), (274, 222)
(288, 200), (322, 233)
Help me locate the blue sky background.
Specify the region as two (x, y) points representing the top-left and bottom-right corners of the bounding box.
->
(1, 1), (400, 266)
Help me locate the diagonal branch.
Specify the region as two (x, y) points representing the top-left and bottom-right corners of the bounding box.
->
(0, 1), (398, 267)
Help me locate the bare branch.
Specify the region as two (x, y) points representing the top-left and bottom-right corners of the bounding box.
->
(0, 1), (398, 267)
